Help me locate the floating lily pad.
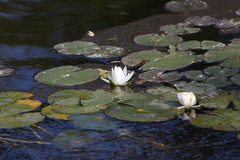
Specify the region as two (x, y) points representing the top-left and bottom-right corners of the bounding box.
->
(184, 16), (217, 26)
(177, 40), (225, 50)
(142, 51), (195, 71)
(204, 66), (239, 77)
(134, 34), (182, 47)
(0, 68), (15, 77)
(160, 23), (201, 35)
(69, 111), (119, 131)
(199, 90), (240, 109)
(220, 57), (240, 68)
(54, 41), (126, 58)
(215, 18), (240, 34)
(165, 0), (208, 13)
(183, 70), (208, 81)
(177, 40), (201, 50)
(47, 89), (114, 114)
(146, 86), (179, 101)
(203, 46), (240, 62)
(35, 66), (99, 86)
(205, 77), (231, 88)
(54, 129), (101, 148)
(231, 74), (240, 85)
(173, 81), (215, 94)
(228, 38), (240, 46)
(0, 92), (42, 127)
(139, 70), (182, 82)
(41, 105), (69, 120)
(0, 112), (44, 128)
(105, 99), (176, 122)
(121, 49), (167, 67)
(54, 41), (100, 55)
(84, 46), (127, 58)
(190, 109), (240, 131)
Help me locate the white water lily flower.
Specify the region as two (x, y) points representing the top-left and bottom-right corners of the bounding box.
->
(101, 66), (134, 86)
(178, 92), (197, 107)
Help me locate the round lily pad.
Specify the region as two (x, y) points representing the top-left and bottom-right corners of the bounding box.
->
(54, 40), (100, 55)
(231, 74), (240, 85)
(220, 57), (240, 68)
(41, 105), (69, 120)
(47, 89), (114, 114)
(0, 91), (33, 105)
(160, 23), (201, 35)
(134, 34), (183, 47)
(139, 70), (182, 82)
(204, 66), (239, 77)
(105, 99), (176, 122)
(165, 0), (208, 13)
(183, 70), (208, 81)
(142, 51), (195, 71)
(0, 112), (44, 128)
(190, 109), (240, 131)
(121, 49), (167, 67)
(0, 68), (15, 77)
(184, 16), (217, 26)
(69, 111), (119, 131)
(54, 41), (126, 58)
(53, 129), (101, 148)
(205, 77), (231, 88)
(177, 40), (201, 50)
(201, 40), (226, 50)
(199, 90), (240, 109)
(177, 40), (225, 50)
(35, 66), (100, 86)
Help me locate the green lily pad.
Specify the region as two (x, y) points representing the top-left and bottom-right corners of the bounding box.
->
(0, 112), (44, 128)
(184, 16), (217, 26)
(134, 34), (183, 47)
(183, 70), (208, 81)
(199, 90), (240, 109)
(203, 46), (240, 62)
(35, 66), (99, 86)
(146, 86), (179, 101)
(69, 111), (119, 131)
(54, 41), (126, 58)
(165, 0), (208, 13)
(142, 51), (195, 70)
(53, 129), (101, 148)
(85, 46), (126, 58)
(47, 89), (114, 114)
(177, 40), (225, 50)
(41, 105), (69, 120)
(139, 70), (182, 82)
(54, 40), (100, 55)
(0, 91), (33, 105)
(121, 49), (167, 67)
(228, 38), (240, 46)
(220, 56), (240, 68)
(177, 40), (201, 50)
(105, 99), (176, 122)
(205, 77), (231, 88)
(172, 81), (215, 94)
(204, 66), (239, 77)
(160, 23), (201, 35)
(231, 74), (240, 85)
(190, 109), (240, 131)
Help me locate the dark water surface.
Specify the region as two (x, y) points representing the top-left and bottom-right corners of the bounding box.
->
(0, 0), (168, 90)
(1, 1), (240, 159)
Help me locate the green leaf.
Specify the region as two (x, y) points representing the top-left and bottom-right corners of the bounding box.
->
(35, 66), (100, 86)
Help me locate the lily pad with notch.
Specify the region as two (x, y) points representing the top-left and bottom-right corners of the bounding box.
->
(35, 66), (100, 86)
(134, 34), (183, 47)
(160, 23), (201, 35)
(190, 109), (240, 131)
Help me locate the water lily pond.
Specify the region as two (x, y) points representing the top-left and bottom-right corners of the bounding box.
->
(1, 0), (240, 159)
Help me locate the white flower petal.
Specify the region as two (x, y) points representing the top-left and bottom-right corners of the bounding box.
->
(178, 92), (196, 107)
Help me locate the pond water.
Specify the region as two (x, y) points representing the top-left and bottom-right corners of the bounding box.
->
(1, 0), (240, 159)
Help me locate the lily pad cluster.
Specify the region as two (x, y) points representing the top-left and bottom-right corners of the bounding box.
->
(160, 23), (201, 35)
(165, 0), (208, 13)
(54, 40), (126, 58)
(0, 92), (43, 128)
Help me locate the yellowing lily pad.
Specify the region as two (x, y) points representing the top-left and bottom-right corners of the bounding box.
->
(34, 66), (99, 86)
(41, 105), (69, 120)
(134, 34), (183, 47)
(190, 109), (240, 131)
